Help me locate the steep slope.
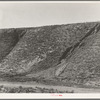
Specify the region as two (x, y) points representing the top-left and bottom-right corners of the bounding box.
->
(55, 24), (100, 77)
(0, 28), (26, 63)
(0, 22), (98, 77)
(55, 24), (100, 87)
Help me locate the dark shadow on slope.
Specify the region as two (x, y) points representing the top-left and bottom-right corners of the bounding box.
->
(80, 24), (100, 41)
(0, 28), (26, 62)
(58, 46), (73, 63)
(58, 24), (100, 63)
(0, 22), (99, 78)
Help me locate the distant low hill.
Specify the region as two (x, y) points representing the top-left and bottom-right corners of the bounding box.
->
(0, 22), (100, 87)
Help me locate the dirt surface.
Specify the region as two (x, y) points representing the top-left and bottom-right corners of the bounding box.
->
(0, 81), (100, 93)
(0, 22), (100, 91)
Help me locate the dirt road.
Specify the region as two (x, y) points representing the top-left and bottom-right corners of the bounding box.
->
(0, 81), (100, 93)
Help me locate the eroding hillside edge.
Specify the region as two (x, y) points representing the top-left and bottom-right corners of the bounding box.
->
(0, 22), (100, 87)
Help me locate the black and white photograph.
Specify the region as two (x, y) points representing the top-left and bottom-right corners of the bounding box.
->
(0, 0), (100, 99)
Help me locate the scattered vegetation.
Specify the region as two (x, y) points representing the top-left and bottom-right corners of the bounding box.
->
(0, 85), (74, 93)
(0, 28), (26, 62)
(0, 22), (100, 89)
(0, 22), (97, 76)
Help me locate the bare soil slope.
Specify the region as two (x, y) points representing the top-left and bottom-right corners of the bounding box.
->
(0, 22), (100, 88)
(0, 28), (26, 62)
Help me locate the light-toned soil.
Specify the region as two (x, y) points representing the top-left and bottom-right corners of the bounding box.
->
(0, 81), (100, 93)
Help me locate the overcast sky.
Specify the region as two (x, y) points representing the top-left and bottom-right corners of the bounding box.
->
(0, 2), (100, 28)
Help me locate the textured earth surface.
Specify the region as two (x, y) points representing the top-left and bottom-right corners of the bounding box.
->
(0, 22), (100, 87)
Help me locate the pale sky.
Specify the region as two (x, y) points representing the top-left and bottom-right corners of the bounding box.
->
(0, 2), (100, 28)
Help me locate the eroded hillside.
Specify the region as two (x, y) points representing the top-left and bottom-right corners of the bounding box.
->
(0, 22), (100, 87)
(0, 28), (26, 62)
(58, 24), (100, 87)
